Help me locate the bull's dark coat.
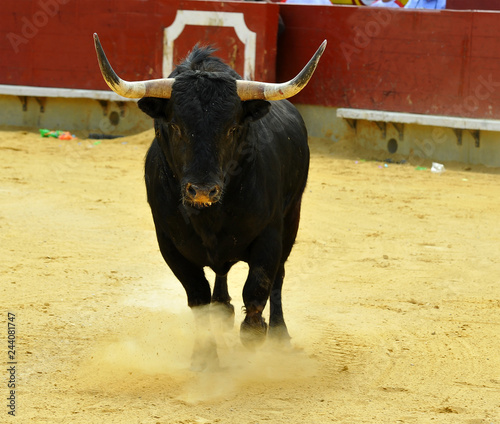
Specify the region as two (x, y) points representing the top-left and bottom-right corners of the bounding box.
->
(139, 46), (309, 360)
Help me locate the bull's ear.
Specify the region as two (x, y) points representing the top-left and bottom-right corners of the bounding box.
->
(242, 100), (270, 122)
(138, 97), (169, 119)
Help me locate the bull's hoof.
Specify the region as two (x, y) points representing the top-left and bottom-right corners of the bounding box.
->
(240, 318), (268, 349)
(267, 325), (294, 351)
(269, 324), (291, 343)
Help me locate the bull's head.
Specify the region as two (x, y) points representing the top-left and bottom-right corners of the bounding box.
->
(93, 34), (326, 209)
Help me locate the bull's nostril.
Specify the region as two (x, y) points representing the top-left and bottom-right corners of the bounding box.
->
(186, 183), (197, 198)
(209, 186), (220, 198)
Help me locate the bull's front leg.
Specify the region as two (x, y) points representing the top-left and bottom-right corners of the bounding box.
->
(155, 229), (218, 370)
(191, 305), (219, 371)
(212, 274), (235, 331)
(240, 227), (282, 348)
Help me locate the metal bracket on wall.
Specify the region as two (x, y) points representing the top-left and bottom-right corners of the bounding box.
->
(18, 96), (28, 112)
(392, 122), (404, 141)
(470, 130), (480, 148)
(452, 128), (480, 147)
(98, 100), (109, 116)
(373, 121), (403, 141)
(345, 118), (357, 132)
(35, 97), (46, 113)
(374, 121), (386, 139)
(116, 101), (127, 117)
(453, 128), (463, 146)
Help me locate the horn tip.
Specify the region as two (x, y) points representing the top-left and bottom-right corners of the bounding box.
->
(319, 39), (327, 53)
(93, 33), (102, 51)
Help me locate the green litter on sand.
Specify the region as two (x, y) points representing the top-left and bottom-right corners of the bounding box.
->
(40, 129), (59, 138)
(39, 129), (75, 140)
(415, 166), (427, 171)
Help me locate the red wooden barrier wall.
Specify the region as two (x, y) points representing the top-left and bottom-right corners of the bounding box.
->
(276, 4), (500, 119)
(2, 1), (500, 121)
(0, 0), (279, 91)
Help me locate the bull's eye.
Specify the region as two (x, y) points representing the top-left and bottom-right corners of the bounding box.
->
(227, 126), (238, 138)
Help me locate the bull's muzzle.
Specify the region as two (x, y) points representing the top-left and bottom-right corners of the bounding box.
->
(184, 183), (222, 208)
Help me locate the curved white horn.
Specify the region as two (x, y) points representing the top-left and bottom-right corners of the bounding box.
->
(93, 33), (174, 99)
(236, 40), (327, 101)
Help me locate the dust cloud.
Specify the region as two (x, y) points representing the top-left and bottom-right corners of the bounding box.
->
(78, 302), (318, 404)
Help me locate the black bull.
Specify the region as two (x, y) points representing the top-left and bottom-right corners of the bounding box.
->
(94, 34), (326, 369)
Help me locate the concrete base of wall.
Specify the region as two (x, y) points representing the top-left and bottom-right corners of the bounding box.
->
(0, 95), (152, 135)
(2, 96), (499, 167)
(296, 104), (500, 167)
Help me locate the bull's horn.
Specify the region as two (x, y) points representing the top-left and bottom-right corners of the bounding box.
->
(93, 33), (174, 99)
(236, 40), (327, 101)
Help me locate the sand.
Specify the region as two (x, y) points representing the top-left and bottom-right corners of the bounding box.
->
(1, 128), (499, 423)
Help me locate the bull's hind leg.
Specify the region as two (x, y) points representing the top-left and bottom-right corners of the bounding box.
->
(268, 199), (303, 342)
(269, 263), (291, 341)
(240, 227), (282, 348)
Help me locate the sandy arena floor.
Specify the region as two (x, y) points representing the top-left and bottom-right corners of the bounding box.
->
(1, 128), (499, 423)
